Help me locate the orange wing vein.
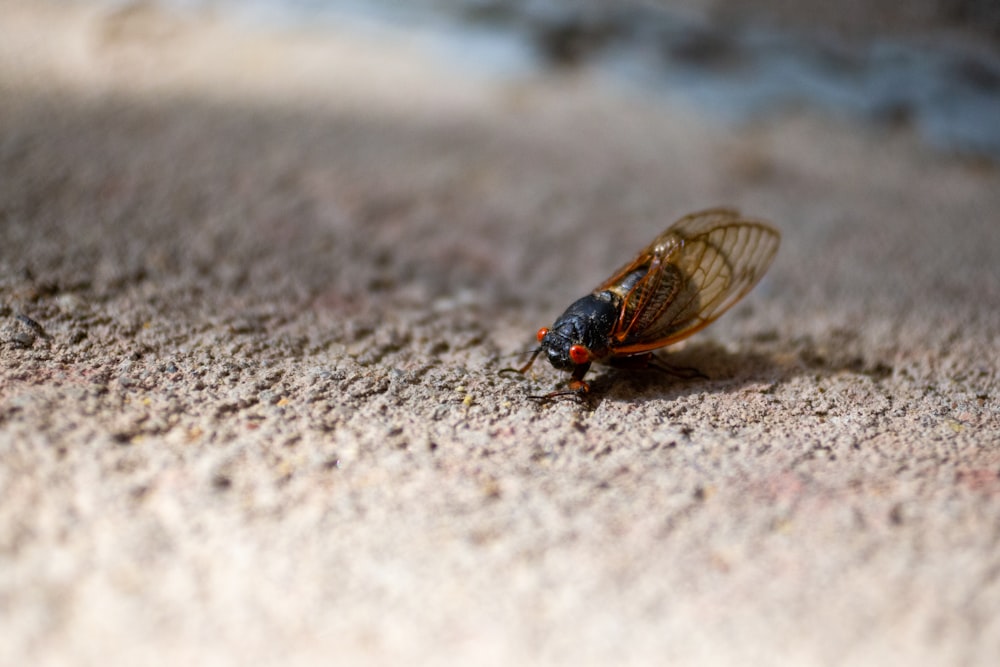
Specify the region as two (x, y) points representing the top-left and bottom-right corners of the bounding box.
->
(595, 208), (780, 355)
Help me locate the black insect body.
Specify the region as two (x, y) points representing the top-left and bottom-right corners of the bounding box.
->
(538, 292), (618, 372)
(509, 208), (781, 399)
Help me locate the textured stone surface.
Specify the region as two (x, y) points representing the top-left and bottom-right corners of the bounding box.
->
(2, 3), (999, 665)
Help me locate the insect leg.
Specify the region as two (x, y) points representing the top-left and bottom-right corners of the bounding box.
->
(609, 353), (708, 380)
(499, 348), (543, 376)
(649, 356), (708, 380)
(529, 362), (592, 401)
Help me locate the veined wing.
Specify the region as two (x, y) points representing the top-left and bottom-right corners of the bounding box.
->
(596, 208), (780, 354)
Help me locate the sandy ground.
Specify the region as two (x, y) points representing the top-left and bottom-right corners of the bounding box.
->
(2, 2), (999, 666)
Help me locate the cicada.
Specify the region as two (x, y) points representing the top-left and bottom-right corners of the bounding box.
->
(509, 208), (780, 398)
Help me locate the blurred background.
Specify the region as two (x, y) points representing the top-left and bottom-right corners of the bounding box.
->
(163, 0), (1000, 159)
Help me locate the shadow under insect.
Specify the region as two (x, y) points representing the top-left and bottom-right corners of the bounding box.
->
(503, 338), (777, 405)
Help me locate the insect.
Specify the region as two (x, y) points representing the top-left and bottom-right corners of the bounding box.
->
(506, 208), (780, 399)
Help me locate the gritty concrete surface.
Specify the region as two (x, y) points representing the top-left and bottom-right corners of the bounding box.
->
(2, 2), (999, 666)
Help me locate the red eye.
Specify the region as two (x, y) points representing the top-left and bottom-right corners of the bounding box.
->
(569, 345), (591, 365)
(536, 327), (549, 342)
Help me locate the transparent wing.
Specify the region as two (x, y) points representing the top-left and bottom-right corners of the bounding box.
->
(597, 208), (780, 354)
